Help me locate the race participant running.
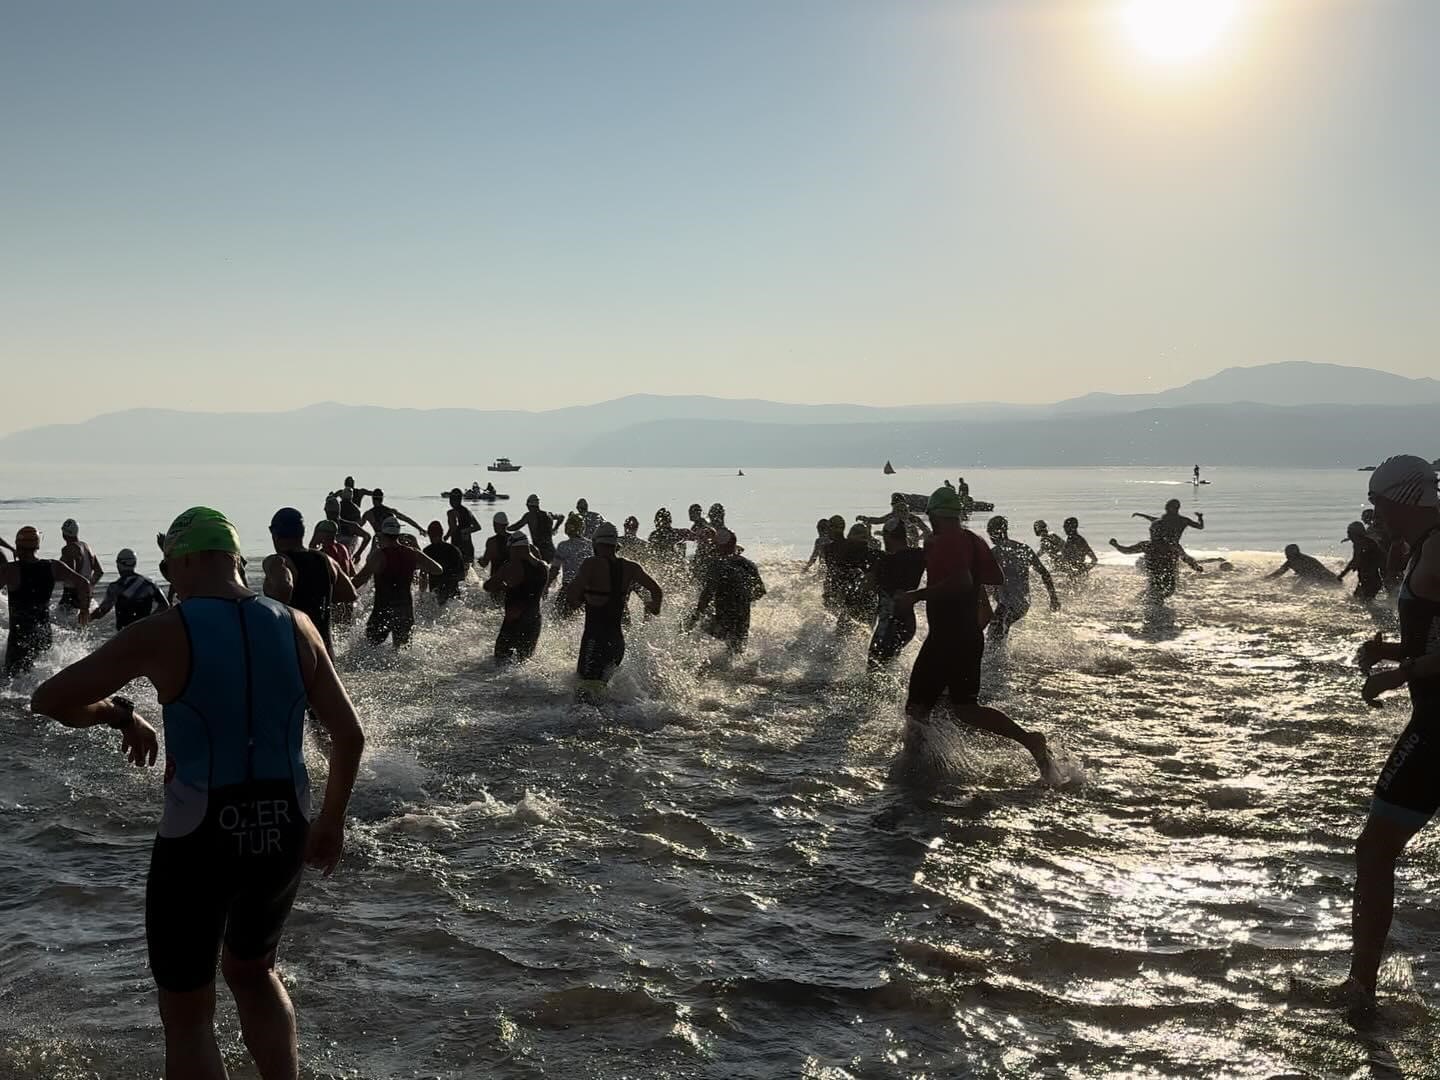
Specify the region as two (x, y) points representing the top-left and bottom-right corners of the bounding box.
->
(484, 532), (549, 664)
(361, 488), (424, 536)
(804, 518), (833, 571)
(58, 518), (104, 612)
(1266, 544), (1342, 586)
(575, 498), (603, 539)
(892, 489), (1057, 782)
(1340, 521), (1385, 602)
(687, 504), (717, 578)
(647, 508), (690, 574)
(1033, 520), (1065, 565)
(90, 548), (169, 630)
(331, 481), (372, 560)
(29, 505), (364, 1080)
(1133, 499), (1204, 544)
(566, 522), (663, 700)
(421, 521), (467, 607)
(264, 508), (357, 659)
(1109, 536), (1188, 602)
(310, 519), (358, 626)
(549, 514), (593, 618)
(3, 526), (92, 678)
(826, 523), (880, 634)
(446, 489), (482, 566)
(866, 517), (926, 670)
(687, 528), (765, 655)
(618, 516), (645, 554)
(509, 495), (563, 563)
(1057, 518), (1099, 577)
(352, 518), (445, 647)
(479, 511), (512, 579)
(1337, 455), (1440, 1013)
(857, 494), (932, 548)
(986, 516), (1061, 640)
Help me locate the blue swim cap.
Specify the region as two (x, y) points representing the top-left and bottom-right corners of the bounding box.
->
(269, 507), (305, 539)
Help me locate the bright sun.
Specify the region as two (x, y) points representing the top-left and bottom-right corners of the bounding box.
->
(1120, 0), (1241, 63)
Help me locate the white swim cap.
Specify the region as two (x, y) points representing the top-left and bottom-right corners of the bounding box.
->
(380, 516), (402, 536)
(1369, 454), (1439, 508)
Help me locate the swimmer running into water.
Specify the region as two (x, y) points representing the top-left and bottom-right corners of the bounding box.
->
(892, 488), (1057, 783)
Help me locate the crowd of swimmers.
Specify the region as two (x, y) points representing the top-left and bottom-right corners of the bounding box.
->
(3, 455), (1440, 1074)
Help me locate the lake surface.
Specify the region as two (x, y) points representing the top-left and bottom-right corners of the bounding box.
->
(2, 464), (1434, 1078)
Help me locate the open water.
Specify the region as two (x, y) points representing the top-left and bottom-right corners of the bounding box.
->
(2, 465), (1435, 1078)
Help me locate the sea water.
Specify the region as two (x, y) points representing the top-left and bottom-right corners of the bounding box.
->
(2, 465), (1435, 1078)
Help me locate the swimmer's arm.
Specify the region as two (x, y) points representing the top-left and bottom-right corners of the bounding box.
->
(564, 559), (594, 606)
(415, 551), (445, 577)
(1030, 551), (1060, 605)
(350, 548), (383, 589)
(394, 510), (425, 531)
(632, 564), (663, 615)
(293, 614), (362, 858)
(1411, 534), (1440, 601)
(50, 562), (93, 626)
(329, 558), (358, 605)
(1265, 563), (1292, 580)
(262, 554), (295, 605)
(0, 537), (12, 554)
(912, 515), (932, 538)
(1080, 539), (1099, 568)
(1131, 512), (1157, 523)
(1185, 515), (1205, 531)
(88, 547), (105, 583)
(1109, 539), (1145, 555)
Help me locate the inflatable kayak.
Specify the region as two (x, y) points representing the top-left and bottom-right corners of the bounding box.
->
(443, 491), (510, 502)
(902, 493), (994, 514)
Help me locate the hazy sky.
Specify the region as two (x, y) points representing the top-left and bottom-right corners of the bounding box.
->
(4, 0), (1437, 431)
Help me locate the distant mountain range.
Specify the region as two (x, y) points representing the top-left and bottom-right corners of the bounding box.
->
(1, 362), (1436, 467)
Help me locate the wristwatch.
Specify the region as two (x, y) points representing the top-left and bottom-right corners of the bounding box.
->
(106, 695), (136, 730)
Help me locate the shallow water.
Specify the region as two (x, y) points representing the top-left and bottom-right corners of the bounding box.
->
(2, 466), (1436, 1078)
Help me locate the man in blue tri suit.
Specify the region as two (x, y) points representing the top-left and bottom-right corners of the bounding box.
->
(30, 506), (365, 1080)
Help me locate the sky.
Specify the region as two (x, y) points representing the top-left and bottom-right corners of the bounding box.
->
(3, 0), (1438, 431)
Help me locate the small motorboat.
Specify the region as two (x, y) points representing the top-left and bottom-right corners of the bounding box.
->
(443, 487), (510, 502)
(902, 493), (994, 515)
(487, 457), (522, 473)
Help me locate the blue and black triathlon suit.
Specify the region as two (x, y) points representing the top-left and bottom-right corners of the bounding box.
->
(577, 555), (628, 686)
(279, 549), (334, 656)
(105, 572), (167, 631)
(4, 560), (55, 677)
(1372, 527), (1440, 828)
(496, 559), (546, 663)
(147, 596), (310, 992)
(869, 547), (926, 669)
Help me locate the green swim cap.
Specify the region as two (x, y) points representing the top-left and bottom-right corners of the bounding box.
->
(926, 487), (966, 518)
(164, 506), (243, 560)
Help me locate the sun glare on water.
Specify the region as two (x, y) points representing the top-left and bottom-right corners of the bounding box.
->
(1120, 0), (1242, 63)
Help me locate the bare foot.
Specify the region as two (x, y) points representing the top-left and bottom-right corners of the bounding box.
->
(1022, 731), (1056, 782)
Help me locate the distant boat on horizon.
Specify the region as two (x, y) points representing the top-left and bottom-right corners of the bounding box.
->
(487, 457), (522, 473)
(883, 460), (896, 475)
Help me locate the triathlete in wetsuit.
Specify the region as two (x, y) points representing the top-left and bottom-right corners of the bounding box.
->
(893, 488), (1055, 781)
(866, 518), (926, 670)
(352, 519), (444, 647)
(2, 526), (91, 678)
(549, 515), (594, 619)
(362, 489), (424, 536)
(647, 508), (689, 576)
(618, 516), (645, 555)
(90, 549), (169, 630)
(986, 516), (1061, 641)
(1033, 520), (1065, 565)
(1057, 518), (1099, 578)
(263, 508), (357, 658)
(688, 529), (765, 654)
(1266, 544), (1341, 586)
(1133, 500), (1204, 545)
(57, 518), (104, 612)
(332, 484), (372, 560)
(567, 523), (663, 699)
(446, 489), (482, 565)
(1109, 535), (1187, 602)
(575, 499), (603, 540)
(857, 495), (932, 549)
(1340, 456), (1440, 1011)
(422, 521), (468, 606)
(825, 524), (880, 633)
(479, 511), (513, 580)
(510, 495), (563, 562)
(1340, 522), (1385, 601)
(28, 505), (364, 1080)
(485, 532), (549, 664)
